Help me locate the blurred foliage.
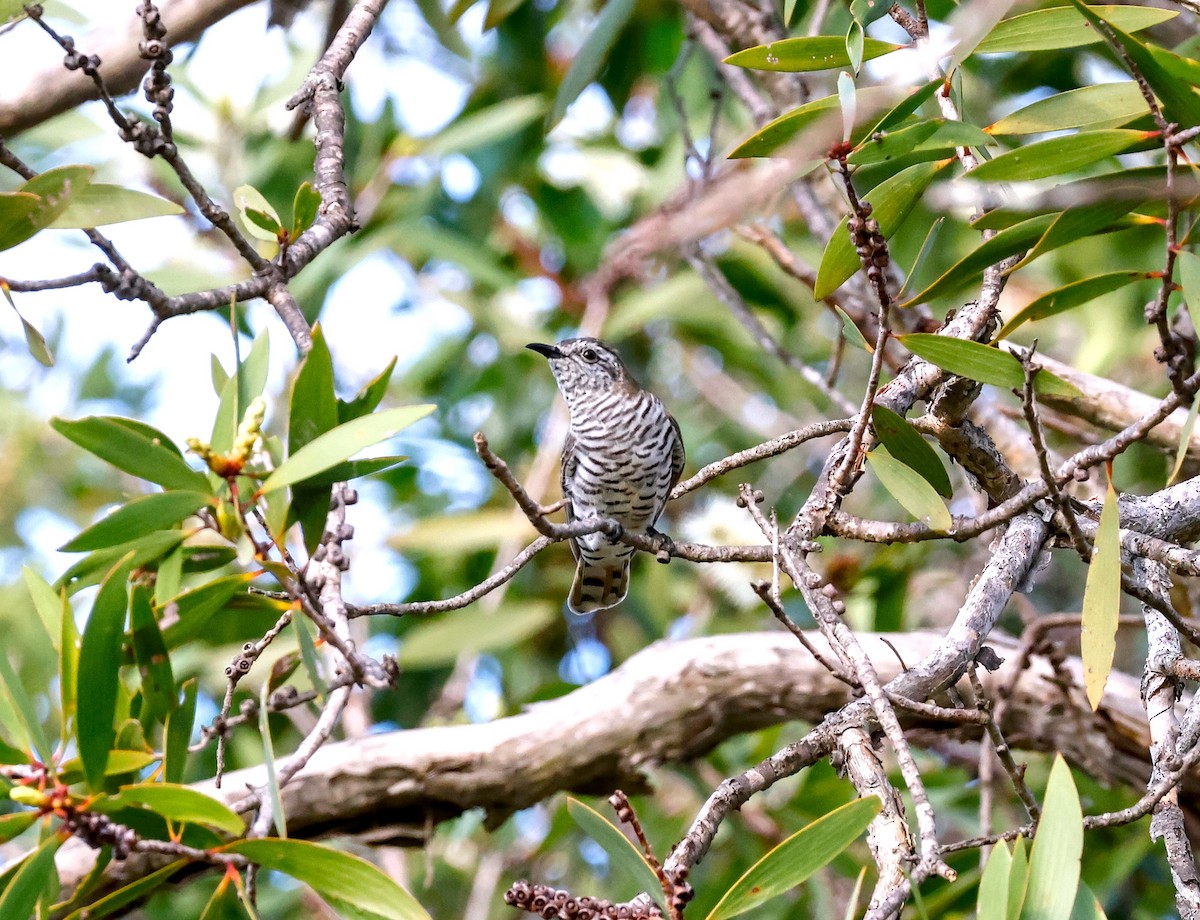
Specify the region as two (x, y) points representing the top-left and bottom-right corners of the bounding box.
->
(0, 0), (1197, 916)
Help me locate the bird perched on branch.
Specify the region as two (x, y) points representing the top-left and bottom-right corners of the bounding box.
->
(528, 338), (685, 614)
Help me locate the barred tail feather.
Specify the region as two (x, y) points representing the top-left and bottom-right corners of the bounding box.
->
(568, 560), (630, 614)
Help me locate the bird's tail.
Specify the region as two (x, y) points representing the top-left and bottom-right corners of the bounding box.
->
(568, 557), (631, 614)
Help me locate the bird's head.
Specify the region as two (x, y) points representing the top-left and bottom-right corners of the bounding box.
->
(526, 338), (635, 406)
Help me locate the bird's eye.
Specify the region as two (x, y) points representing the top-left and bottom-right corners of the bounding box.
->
(582, 348), (599, 363)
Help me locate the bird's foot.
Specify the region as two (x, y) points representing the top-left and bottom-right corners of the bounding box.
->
(601, 520), (625, 542)
(648, 526), (675, 564)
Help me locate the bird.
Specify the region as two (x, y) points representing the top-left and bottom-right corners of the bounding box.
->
(527, 338), (685, 614)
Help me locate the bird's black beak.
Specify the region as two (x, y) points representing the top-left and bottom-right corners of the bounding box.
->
(526, 342), (563, 359)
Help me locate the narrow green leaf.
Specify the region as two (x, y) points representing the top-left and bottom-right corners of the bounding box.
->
(99, 783), (244, 835)
(60, 491), (210, 552)
(60, 583), (80, 745)
(841, 866), (868, 920)
(988, 83), (1147, 134)
(58, 531), (185, 595)
(725, 36), (901, 72)
(260, 404), (435, 495)
(899, 216), (946, 301)
(898, 334), (1081, 398)
(836, 306), (872, 353)
(1081, 475), (1121, 710)
(871, 405), (953, 497)
(1068, 1), (1200, 126)
(77, 558), (133, 791)
(567, 798), (664, 910)
(1179, 251), (1200, 339)
(259, 680), (286, 839)
(0, 833), (63, 920)
(1168, 398), (1199, 487)
(1069, 883), (1110, 920)
(816, 159), (951, 299)
(729, 94), (841, 159)
(1010, 198), (1142, 271)
(837, 72), (856, 143)
(399, 603), (556, 668)
(898, 213), (1056, 307)
(976, 5), (1175, 53)
(293, 618), (326, 699)
(425, 95), (548, 156)
(61, 859), (187, 920)
(846, 20), (865, 73)
(0, 646), (52, 766)
(164, 678), (197, 785)
(290, 181), (322, 237)
(211, 354), (230, 396)
(289, 324), (339, 551)
(244, 207), (282, 237)
(1021, 757), (1083, 920)
(866, 446), (952, 531)
(47, 184), (183, 228)
(155, 545), (184, 606)
(55, 750), (160, 786)
(866, 80), (943, 137)
(21, 566), (62, 648)
(850, 0), (891, 27)
(547, 0), (635, 130)
(292, 455), (409, 488)
(338, 357), (397, 423)
(1008, 836), (1029, 920)
(222, 838), (433, 920)
(211, 333), (270, 454)
(968, 129), (1153, 183)
(998, 271), (1152, 337)
(849, 119), (993, 167)
(51, 416), (209, 491)
(0, 812), (37, 845)
(129, 586), (175, 725)
(706, 797), (882, 920)
(233, 185), (281, 243)
(979, 843), (1013, 920)
(1, 283), (54, 365)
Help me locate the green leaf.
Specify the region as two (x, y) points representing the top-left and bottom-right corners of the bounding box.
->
(998, 271), (1153, 337)
(47, 183), (183, 228)
(967, 129), (1154, 183)
(290, 181), (321, 236)
(706, 797), (882, 920)
(58, 530), (185, 595)
(288, 324), (340, 550)
(260, 404), (435, 495)
(164, 678), (197, 785)
(870, 405), (952, 497)
(222, 838), (433, 920)
(77, 557), (133, 791)
(849, 119), (993, 167)
(1008, 836), (1029, 920)
(1081, 474), (1121, 711)
(978, 842), (1013, 920)
(0, 643), (52, 766)
(988, 83), (1148, 134)
(55, 749), (161, 785)
(1068, 1), (1200, 126)
(0, 812), (37, 845)
(729, 94), (840, 159)
(846, 20), (864, 74)
(898, 334), (1081, 398)
(211, 332), (270, 454)
(60, 585), (80, 745)
(129, 586), (176, 725)
(22, 566), (63, 648)
(339, 357), (397, 423)
(815, 159), (950, 299)
(898, 213), (1056, 306)
(425, 95), (548, 156)
(61, 860), (187, 920)
(0, 834), (63, 920)
(975, 5), (1175, 53)
(1010, 198), (1144, 272)
(160, 573), (257, 648)
(1021, 757), (1083, 920)
(291, 456), (409, 488)
(233, 184), (282, 243)
(837, 72), (856, 143)
(836, 306), (872, 353)
(1069, 883), (1110, 920)
(547, 0), (635, 130)
(1, 282), (54, 365)
(399, 603), (556, 668)
(567, 798), (664, 910)
(51, 416), (209, 491)
(98, 782), (244, 835)
(258, 679), (286, 839)
(725, 36), (901, 72)
(866, 446), (952, 531)
(1179, 250), (1200, 338)
(1168, 397), (1199, 487)
(59, 491), (210, 553)
(0, 164), (92, 251)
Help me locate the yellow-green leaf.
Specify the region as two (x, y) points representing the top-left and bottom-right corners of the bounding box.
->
(998, 271), (1153, 338)
(866, 446), (952, 531)
(987, 83), (1148, 134)
(568, 798), (665, 910)
(725, 35), (901, 72)
(979, 842), (1013, 920)
(97, 783), (244, 835)
(898, 334), (1082, 398)
(1081, 474), (1121, 710)
(975, 5), (1175, 53)
(47, 184), (183, 227)
(1021, 757), (1083, 919)
(968, 129), (1154, 184)
(706, 797), (882, 920)
(59, 491), (210, 552)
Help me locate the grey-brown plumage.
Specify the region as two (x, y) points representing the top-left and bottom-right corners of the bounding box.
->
(528, 338), (685, 614)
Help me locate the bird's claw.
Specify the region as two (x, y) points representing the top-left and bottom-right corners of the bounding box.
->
(648, 527), (675, 564)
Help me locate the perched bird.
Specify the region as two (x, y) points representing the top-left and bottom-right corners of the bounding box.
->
(527, 338), (685, 614)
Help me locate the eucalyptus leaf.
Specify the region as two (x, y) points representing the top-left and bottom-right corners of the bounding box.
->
(1080, 475), (1121, 710)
